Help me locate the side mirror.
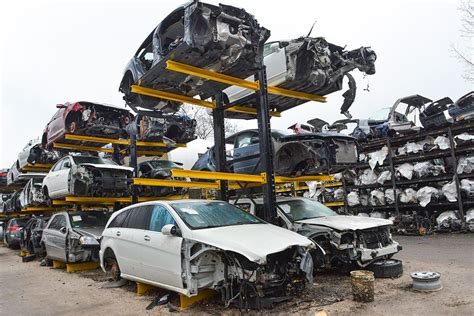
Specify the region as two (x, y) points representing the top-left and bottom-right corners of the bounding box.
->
(56, 104), (67, 109)
(59, 227), (67, 234)
(161, 224), (178, 236)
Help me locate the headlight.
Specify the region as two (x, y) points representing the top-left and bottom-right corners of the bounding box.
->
(79, 236), (99, 246)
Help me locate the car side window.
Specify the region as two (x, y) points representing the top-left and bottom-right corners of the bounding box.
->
(48, 216), (61, 230)
(51, 160), (64, 172)
(149, 204), (176, 232)
(124, 206), (151, 230)
(235, 203), (252, 213)
(235, 132), (257, 149)
(61, 158), (72, 170)
(108, 210), (130, 228)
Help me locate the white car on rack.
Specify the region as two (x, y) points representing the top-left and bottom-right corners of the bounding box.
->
(100, 200), (315, 308)
(42, 155), (133, 200)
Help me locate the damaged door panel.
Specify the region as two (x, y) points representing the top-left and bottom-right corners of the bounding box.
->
(223, 37), (377, 119)
(100, 200), (316, 308)
(119, 1), (270, 112)
(19, 178), (47, 208)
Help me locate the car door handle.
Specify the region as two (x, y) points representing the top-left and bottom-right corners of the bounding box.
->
(144, 235), (151, 241)
(116, 231), (121, 237)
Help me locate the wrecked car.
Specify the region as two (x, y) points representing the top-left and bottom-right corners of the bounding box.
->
(223, 37), (376, 119)
(192, 129), (358, 176)
(419, 97), (454, 129)
(128, 112), (196, 144)
(119, 1), (270, 112)
(19, 178), (47, 208)
(100, 200), (315, 308)
(3, 191), (22, 213)
(7, 161), (46, 186)
(4, 217), (30, 249)
(20, 216), (50, 256)
(42, 211), (108, 263)
(137, 160), (188, 197)
(448, 91), (474, 122)
(0, 168), (8, 187)
(42, 102), (133, 149)
(42, 155), (133, 200)
(233, 197), (402, 277)
(16, 139), (60, 170)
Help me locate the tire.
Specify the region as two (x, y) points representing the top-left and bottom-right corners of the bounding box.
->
(104, 249), (121, 281)
(367, 259), (403, 278)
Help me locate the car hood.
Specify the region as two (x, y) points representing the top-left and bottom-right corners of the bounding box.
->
(188, 223), (313, 264)
(78, 163), (133, 172)
(296, 215), (393, 231)
(74, 227), (105, 239)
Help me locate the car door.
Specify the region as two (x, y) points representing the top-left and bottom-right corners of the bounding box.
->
(45, 159), (64, 197)
(54, 157), (73, 198)
(232, 131), (261, 174)
(47, 109), (67, 143)
(104, 209), (133, 276)
(43, 214), (67, 261)
(136, 204), (183, 289)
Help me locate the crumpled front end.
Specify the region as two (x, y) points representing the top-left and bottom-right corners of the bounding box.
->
(66, 230), (101, 263)
(70, 165), (133, 197)
(182, 241), (312, 309)
(137, 114), (197, 144)
(27, 145), (61, 165)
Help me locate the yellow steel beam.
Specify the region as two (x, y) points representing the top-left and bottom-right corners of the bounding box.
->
(171, 169), (266, 183)
(20, 167), (50, 172)
(65, 134), (129, 145)
(66, 261), (99, 273)
(65, 196), (132, 203)
(52, 260), (66, 269)
(166, 60), (326, 103)
(21, 207), (57, 212)
(52, 200), (71, 205)
(227, 182), (262, 190)
(132, 85), (215, 109)
(138, 195), (189, 202)
(28, 163), (53, 168)
(136, 150), (164, 156)
(136, 282), (156, 296)
(0, 186), (21, 191)
(136, 140), (186, 148)
(53, 143), (114, 154)
(225, 105), (281, 117)
(134, 178), (219, 189)
(324, 201), (345, 207)
(179, 289), (216, 310)
(274, 175), (334, 183)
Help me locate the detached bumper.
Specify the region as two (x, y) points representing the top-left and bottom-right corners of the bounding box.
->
(359, 242), (401, 262)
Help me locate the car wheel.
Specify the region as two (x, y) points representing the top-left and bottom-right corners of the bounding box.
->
(367, 259), (403, 278)
(4, 236), (11, 249)
(104, 250), (121, 281)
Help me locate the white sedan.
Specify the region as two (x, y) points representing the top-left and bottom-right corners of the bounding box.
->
(100, 200), (315, 308)
(42, 155), (133, 199)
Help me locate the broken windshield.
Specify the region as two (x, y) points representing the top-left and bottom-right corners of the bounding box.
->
(171, 201), (264, 230)
(278, 199), (336, 222)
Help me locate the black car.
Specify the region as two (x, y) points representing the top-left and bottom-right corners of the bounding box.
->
(4, 217), (30, 249)
(20, 216), (50, 255)
(138, 160), (187, 196)
(119, 1), (270, 112)
(448, 91), (474, 122)
(192, 129), (358, 176)
(419, 97), (454, 129)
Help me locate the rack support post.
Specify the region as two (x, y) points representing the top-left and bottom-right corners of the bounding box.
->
(256, 66), (277, 224)
(213, 92), (228, 201)
(129, 129), (138, 204)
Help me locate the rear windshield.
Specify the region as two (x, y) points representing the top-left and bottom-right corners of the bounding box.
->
(68, 213), (108, 228)
(171, 201), (263, 230)
(72, 156), (117, 166)
(14, 218), (29, 227)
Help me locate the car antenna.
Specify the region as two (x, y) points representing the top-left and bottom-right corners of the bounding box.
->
(306, 20), (317, 37)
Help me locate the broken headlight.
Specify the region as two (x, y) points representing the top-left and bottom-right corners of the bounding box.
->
(79, 236), (99, 246)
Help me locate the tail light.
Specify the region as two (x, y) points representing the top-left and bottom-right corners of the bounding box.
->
(0, 172), (7, 177)
(7, 226), (19, 232)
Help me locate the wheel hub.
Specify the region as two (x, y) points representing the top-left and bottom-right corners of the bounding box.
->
(411, 271), (442, 291)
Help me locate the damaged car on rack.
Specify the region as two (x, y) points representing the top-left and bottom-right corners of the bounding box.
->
(119, 1), (270, 112)
(20, 216), (50, 256)
(42, 155), (133, 200)
(128, 112), (196, 144)
(100, 200), (315, 308)
(19, 178), (47, 208)
(42, 211), (108, 263)
(42, 102), (133, 149)
(192, 129), (358, 176)
(16, 139), (60, 170)
(223, 36), (377, 119)
(137, 160), (188, 197)
(233, 197), (403, 278)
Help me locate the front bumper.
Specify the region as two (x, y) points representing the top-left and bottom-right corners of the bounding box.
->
(359, 241), (401, 262)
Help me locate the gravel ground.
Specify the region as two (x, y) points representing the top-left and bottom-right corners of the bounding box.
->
(0, 233), (472, 315)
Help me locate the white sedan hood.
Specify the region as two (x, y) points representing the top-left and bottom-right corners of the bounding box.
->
(189, 223), (313, 264)
(297, 215), (393, 231)
(79, 163), (133, 172)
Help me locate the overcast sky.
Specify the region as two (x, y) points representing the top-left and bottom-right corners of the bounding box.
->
(0, 0), (471, 167)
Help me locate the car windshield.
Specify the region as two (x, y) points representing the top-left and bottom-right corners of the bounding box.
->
(278, 199), (336, 221)
(171, 201), (264, 229)
(68, 213), (108, 228)
(148, 160), (180, 169)
(368, 107), (391, 121)
(72, 156), (117, 166)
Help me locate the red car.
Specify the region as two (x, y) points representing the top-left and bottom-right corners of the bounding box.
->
(42, 101), (134, 149)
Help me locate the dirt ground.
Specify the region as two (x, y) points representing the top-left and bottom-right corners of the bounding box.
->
(0, 233), (473, 315)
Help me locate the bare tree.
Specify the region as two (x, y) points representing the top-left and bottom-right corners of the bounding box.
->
(179, 104), (239, 139)
(453, 0), (473, 82)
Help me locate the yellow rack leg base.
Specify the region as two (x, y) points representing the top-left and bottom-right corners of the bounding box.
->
(136, 282), (156, 296)
(66, 261), (99, 273)
(52, 260), (66, 269)
(19, 250), (30, 257)
(179, 289), (216, 310)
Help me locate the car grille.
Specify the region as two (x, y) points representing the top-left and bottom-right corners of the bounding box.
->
(359, 227), (392, 249)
